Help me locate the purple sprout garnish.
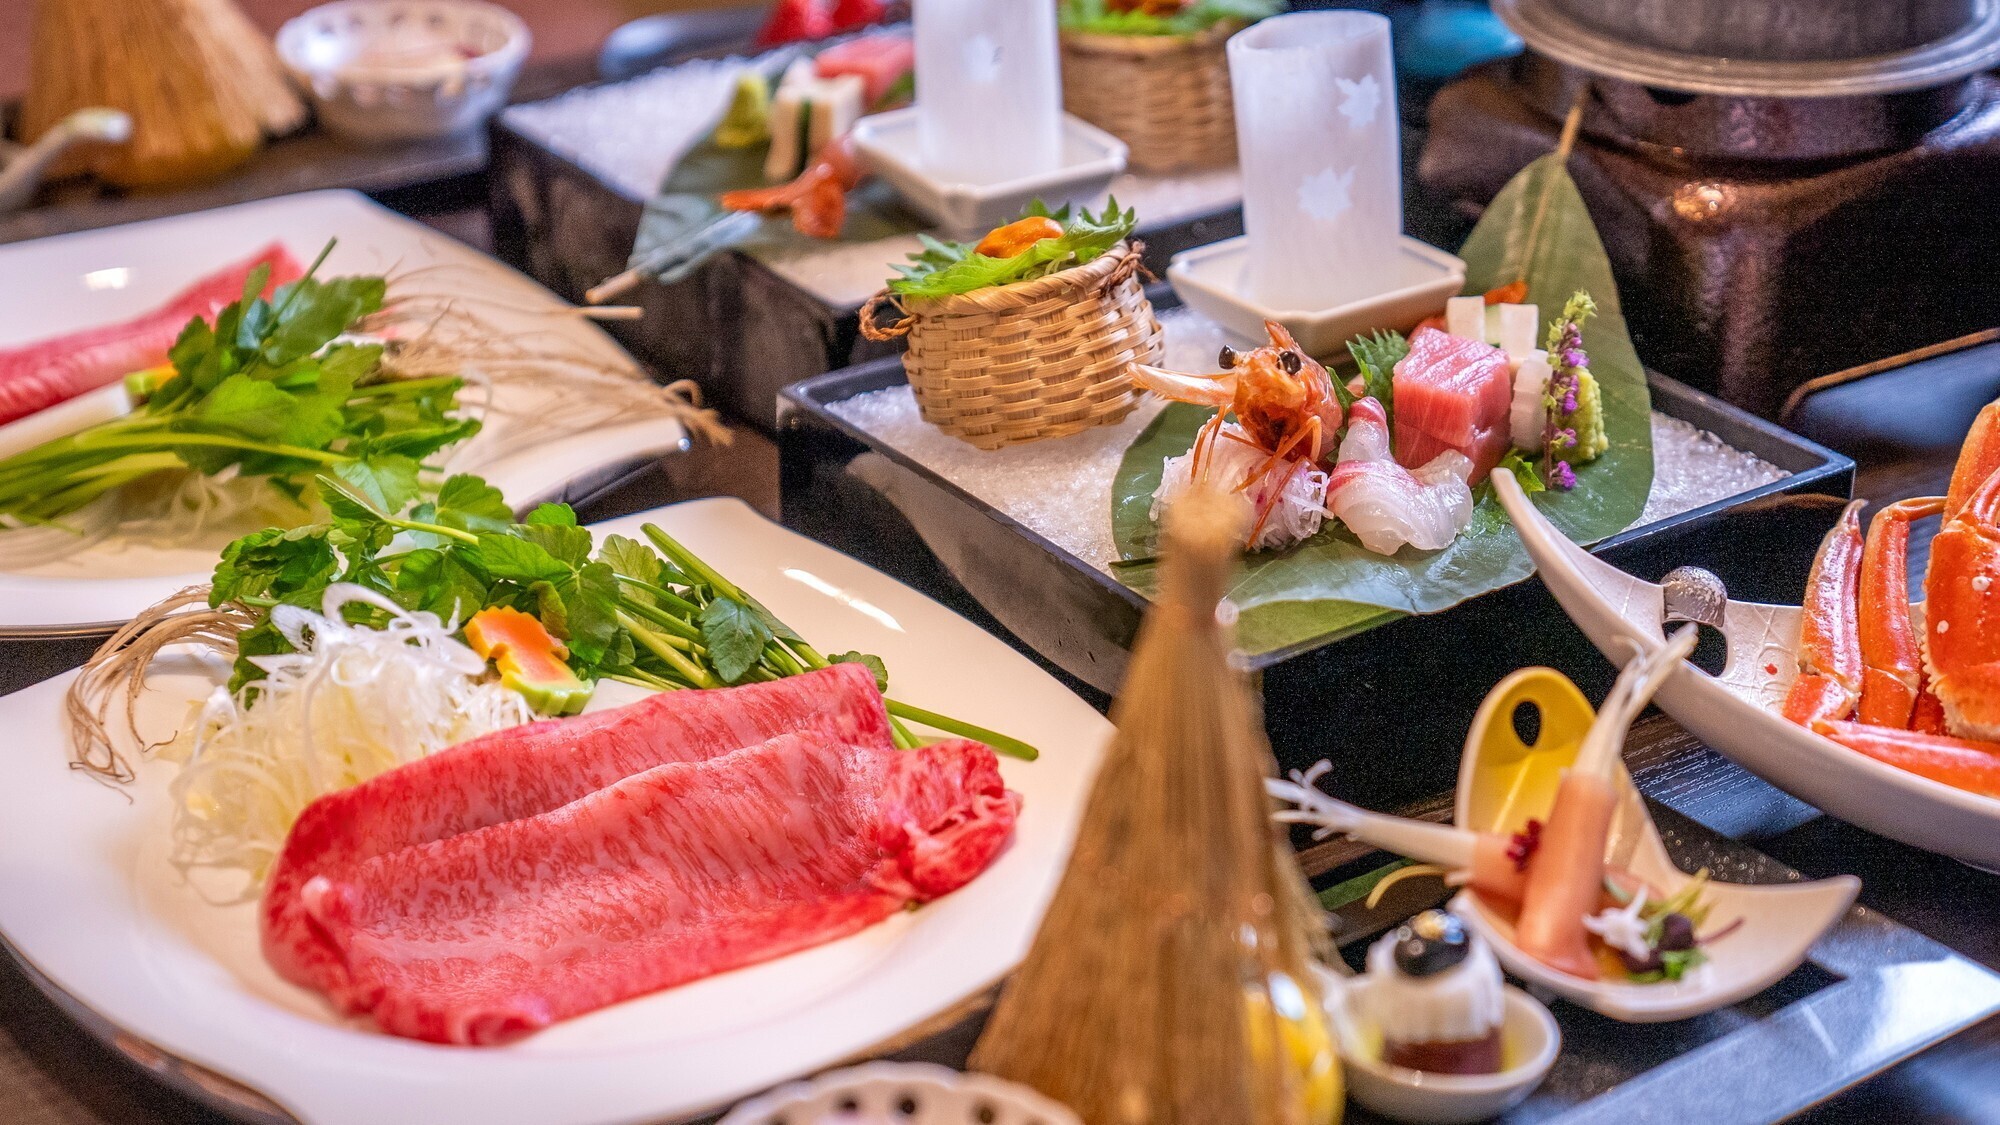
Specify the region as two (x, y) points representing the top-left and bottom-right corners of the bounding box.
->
(1540, 291), (1598, 484)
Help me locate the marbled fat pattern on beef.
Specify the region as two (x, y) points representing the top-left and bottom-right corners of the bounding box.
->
(260, 664), (1021, 1044)
(263, 664), (893, 993)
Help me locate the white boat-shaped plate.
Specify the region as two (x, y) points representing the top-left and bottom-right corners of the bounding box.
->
(1444, 662), (1858, 1022)
(0, 497), (1110, 1125)
(1493, 469), (2000, 871)
(0, 190), (689, 638)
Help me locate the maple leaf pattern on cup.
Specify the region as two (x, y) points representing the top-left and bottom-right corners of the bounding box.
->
(1334, 74), (1381, 129)
(1298, 166), (1356, 223)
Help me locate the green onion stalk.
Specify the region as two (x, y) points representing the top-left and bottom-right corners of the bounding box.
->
(625, 524), (1040, 760)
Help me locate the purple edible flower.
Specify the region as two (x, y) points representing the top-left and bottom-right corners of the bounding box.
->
(1563, 390), (1579, 414)
(1552, 461), (1577, 490)
(1562, 347), (1588, 370)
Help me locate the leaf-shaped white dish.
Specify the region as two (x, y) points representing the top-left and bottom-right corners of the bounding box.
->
(1493, 468), (2000, 870)
(1448, 666), (1858, 1022)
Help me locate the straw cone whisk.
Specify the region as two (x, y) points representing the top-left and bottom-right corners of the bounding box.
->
(969, 487), (1341, 1124)
(21, 0), (306, 188)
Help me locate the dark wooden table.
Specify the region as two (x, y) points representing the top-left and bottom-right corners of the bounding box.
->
(0, 72), (1994, 1122)
(0, 419), (1995, 1123)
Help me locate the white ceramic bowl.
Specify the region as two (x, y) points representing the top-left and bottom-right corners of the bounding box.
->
(277, 0), (530, 142)
(1328, 979), (1559, 1125)
(720, 1062), (1082, 1125)
(851, 107), (1128, 238)
(1166, 234), (1467, 357)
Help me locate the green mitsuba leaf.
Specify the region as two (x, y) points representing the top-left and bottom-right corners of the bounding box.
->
(467, 532), (570, 585)
(700, 595), (774, 684)
(526, 503), (579, 527)
(597, 533), (666, 584)
(829, 651), (889, 692)
(331, 455), (422, 517)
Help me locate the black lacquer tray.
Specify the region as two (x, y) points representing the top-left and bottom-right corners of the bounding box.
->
(9, 793), (1993, 1125)
(487, 80), (1241, 433)
(778, 341), (1855, 810)
(1317, 799), (2000, 1125)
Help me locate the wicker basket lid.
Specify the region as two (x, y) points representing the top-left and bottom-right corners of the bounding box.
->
(893, 240), (1144, 318)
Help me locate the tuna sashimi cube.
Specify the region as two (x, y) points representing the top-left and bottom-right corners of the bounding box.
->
(815, 33), (914, 105)
(1391, 326), (1515, 484)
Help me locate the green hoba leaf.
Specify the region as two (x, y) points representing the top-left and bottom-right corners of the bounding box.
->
(1110, 153), (1653, 657)
(700, 595), (774, 684)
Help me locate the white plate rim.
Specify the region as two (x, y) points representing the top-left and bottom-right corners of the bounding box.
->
(0, 189), (684, 638)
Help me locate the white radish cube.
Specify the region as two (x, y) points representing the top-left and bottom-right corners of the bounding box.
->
(1445, 296), (1485, 342)
(1509, 351), (1553, 452)
(1497, 303), (1540, 360)
(764, 64), (864, 182)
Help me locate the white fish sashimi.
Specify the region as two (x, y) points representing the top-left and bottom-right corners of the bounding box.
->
(1327, 398), (1475, 555)
(1153, 421), (1330, 552)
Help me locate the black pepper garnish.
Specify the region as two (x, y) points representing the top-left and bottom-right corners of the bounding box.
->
(1391, 910), (1472, 977)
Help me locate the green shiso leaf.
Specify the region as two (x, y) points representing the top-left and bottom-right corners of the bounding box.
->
(1109, 152), (1654, 656)
(1347, 330), (1409, 432)
(887, 198), (1138, 299)
(1059, 0), (1279, 37)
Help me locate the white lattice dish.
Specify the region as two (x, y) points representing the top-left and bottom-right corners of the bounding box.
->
(720, 1062), (1081, 1125)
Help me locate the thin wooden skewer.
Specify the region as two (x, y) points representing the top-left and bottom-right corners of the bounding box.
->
(1515, 88), (1590, 289)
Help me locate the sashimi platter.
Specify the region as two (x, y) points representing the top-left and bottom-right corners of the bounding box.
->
(6, 0), (2000, 1122)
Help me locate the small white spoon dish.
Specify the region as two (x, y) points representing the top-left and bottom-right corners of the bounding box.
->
(1318, 968), (1558, 1125)
(1450, 664), (1859, 1022)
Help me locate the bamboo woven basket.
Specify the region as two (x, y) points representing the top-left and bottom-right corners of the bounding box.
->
(861, 242), (1163, 450)
(1061, 23), (1239, 174)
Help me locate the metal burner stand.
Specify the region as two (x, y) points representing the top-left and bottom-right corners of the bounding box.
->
(1420, 0), (2000, 416)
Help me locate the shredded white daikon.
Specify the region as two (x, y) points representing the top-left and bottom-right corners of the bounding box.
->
(1151, 422), (1331, 552)
(162, 584), (533, 900)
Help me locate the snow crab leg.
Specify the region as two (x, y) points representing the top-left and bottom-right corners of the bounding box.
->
(1780, 401), (2000, 799)
(1856, 496), (1945, 728)
(1945, 400), (2000, 520)
(1781, 500), (1864, 728)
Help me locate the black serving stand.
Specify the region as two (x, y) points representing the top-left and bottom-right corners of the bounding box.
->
(488, 107), (1242, 432)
